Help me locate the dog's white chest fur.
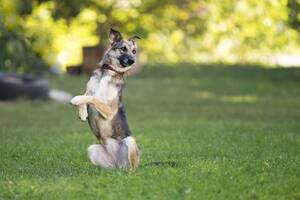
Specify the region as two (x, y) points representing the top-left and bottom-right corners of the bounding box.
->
(92, 75), (118, 104)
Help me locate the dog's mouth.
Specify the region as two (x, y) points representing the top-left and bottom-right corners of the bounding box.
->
(119, 55), (135, 68)
(120, 62), (128, 68)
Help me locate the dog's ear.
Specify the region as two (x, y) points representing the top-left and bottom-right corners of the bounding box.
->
(129, 35), (141, 43)
(109, 28), (122, 44)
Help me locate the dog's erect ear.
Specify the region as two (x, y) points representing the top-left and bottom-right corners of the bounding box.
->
(128, 35), (141, 43)
(109, 28), (122, 43)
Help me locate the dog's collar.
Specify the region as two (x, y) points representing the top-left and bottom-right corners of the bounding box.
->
(101, 64), (124, 76)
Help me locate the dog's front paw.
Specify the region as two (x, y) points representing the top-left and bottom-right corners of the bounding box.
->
(79, 115), (87, 121)
(70, 96), (82, 106)
(79, 110), (88, 121)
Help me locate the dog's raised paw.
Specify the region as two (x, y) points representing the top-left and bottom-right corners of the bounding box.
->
(70, 96), (82, 106)
(79, 111), (88, 121)
(79, 115), (87, 121)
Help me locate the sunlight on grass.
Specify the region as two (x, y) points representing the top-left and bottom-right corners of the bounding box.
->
(221, 95), (257, 103)
(194, 91), (214, 99)
(194, 91), (258, 103)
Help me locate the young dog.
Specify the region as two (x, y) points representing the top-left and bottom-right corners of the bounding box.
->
(70, 28), (140, 169)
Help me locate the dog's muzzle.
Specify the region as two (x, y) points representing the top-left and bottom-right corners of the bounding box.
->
(119, 54), (135, 67)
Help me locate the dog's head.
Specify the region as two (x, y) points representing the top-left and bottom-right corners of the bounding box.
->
(100, 28), (140, 73)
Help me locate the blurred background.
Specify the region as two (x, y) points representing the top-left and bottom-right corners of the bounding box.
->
(1, 0), (300, 76)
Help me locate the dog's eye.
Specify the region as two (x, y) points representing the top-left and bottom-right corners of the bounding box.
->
(120, 46), (127, 52)
(132, 49), (136, 54)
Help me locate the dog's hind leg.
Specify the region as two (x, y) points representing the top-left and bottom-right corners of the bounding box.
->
(88, 144), (116, 168)
(87, 138), (120, 168)
(88, 137), (140, 169)
(117, 136), (140, 169)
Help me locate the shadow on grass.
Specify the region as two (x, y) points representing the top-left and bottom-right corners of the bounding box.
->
(142, 161), (179, 168)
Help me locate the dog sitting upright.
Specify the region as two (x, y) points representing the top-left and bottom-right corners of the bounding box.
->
(70, 28), (140, 169)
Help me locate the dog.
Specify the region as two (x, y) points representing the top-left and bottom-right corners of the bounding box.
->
(70, 28), (140, 169)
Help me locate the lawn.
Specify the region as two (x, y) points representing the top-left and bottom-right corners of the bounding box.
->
(0, 64), (300, 199)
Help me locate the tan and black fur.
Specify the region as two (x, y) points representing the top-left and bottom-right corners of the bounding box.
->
(70, 28), (140, 169)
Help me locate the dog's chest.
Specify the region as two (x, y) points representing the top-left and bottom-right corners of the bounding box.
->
(91, 75), (118, 103)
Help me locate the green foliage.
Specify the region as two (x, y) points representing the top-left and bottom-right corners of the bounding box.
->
(0, 24), (48, 74)
(23, 2), (98, 67)
(1, 0), (300, 70)
(0, 65), (300, 199)
(287, 0), (300, 31)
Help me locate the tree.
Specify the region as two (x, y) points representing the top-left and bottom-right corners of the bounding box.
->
(287, 0), (300, 32)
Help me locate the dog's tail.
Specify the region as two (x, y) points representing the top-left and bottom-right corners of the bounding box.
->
(118, 136), (140, 169)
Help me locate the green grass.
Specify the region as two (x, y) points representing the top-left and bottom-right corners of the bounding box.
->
(1, 64), (300, 199)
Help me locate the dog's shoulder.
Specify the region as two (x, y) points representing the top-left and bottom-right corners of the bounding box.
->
(91, 69), (102, 79)
(86, 69), (103, 93)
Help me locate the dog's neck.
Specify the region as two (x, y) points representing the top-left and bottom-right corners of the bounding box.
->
(101, 63), (125, 77)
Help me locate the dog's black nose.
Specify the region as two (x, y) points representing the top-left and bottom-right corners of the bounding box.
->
(120, 55), (135, 67)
